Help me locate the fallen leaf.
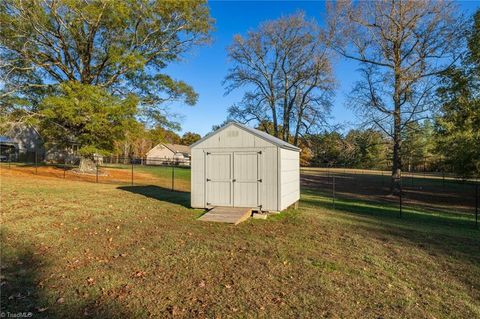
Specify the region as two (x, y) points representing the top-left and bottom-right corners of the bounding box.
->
(133, 271), (146, 278)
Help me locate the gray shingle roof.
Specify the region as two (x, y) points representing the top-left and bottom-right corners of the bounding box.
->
(0, 136), (17, 144)
(163, 143), (190, 154)
(191, 122), (301, 151)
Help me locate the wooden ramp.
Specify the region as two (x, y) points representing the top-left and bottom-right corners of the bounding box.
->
(198, 207), (252, 225)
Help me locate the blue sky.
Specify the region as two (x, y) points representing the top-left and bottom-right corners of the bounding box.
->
(165, 1), (480, 136)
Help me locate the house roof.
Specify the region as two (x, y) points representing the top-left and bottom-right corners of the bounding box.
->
(190, 122), (301, 151)
(0, 136), (17, 144)
(163, 143), (190, 154)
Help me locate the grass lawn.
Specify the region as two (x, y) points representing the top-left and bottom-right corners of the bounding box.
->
(101, 163), (191, 182)
(301, 167), (477, 215)
(1, 170), (479, 318)
(134, 165), (191, 182)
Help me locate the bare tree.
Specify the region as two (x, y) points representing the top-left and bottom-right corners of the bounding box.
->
(327, 0), (466, 192)
(224, 12), (335, 145)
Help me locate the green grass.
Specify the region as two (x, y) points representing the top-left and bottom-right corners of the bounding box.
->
(80, 163), (192, 182)
(301, 167), (477, 216)
(1, 172), (479, 318)
(2, 162), (191, 181)
(134, 165), (191, 181)
(302, 189), (478, 236)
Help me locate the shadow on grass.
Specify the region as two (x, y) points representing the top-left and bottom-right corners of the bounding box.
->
(117, 185), (190, 208)
(0, 232), (137, 319)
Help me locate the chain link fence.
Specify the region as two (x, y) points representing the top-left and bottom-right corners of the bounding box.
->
(0, 149), (191, 192)
(1, 147), (478, 229)
(301, 165), (479, 229)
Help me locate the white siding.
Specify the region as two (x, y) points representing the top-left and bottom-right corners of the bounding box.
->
(146, 145), (175, 165)
(259, 147), (278, 211)
(191, 123), (299, 212)
(191, 147), (278, 211)
(279, 148), (300, 210)
(190, 148), (205, 208)
(193, 125), (273, 149)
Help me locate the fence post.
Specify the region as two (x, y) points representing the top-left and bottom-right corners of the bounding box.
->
(34, 148), (38, 174)
(399, 174), (403, 218)
(131, 160), (134, 186)
(423, 158), (426, 177)
(63, 159), (66, 178)
(332, 174), (336, 209)
(171, 163), (175, 191)
(96, 162), (99, 183)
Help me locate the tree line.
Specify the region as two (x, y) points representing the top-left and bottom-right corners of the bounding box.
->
(300, 120), (439, 173)
(225, 3), (479, 183)
(0, 1), (478, 183)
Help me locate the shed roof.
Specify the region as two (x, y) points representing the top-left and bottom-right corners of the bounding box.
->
(0, 136), (17, 144)
(191, 122), (301, 151)
(164, 143), (190, 154)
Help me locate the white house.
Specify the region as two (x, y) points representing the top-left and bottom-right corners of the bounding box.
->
(146, 143), (190, 165)
(190, 122), (300, 212)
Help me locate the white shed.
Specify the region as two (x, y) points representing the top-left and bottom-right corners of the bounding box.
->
(190, 122), (300, 212)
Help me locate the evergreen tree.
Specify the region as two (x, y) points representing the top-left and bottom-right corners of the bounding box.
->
(436, 10), (480, 178)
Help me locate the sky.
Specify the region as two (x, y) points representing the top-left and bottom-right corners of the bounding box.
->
(165, 1), (480, 137)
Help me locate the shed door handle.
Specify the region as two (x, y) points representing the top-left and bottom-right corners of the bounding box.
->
(232, 179), (236, 182)
(206, 178), (210, 182)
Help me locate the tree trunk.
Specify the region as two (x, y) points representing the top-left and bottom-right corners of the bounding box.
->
(293, 108), (304, 146)
(123, 143), (129, 164)
(391, 70), (402, 194)
(391, 120), (402, 194)
(271, 104), (279, 138)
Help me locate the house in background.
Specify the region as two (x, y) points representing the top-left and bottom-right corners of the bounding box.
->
(3, 124), (81, 164)
(146, 143), (191, 165)
(6, 124), (44, 153)
(0, 136), (18, 161)
(3, 124), (45, 162)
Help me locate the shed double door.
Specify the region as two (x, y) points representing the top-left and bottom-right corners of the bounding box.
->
(206, 151), (261, 208)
